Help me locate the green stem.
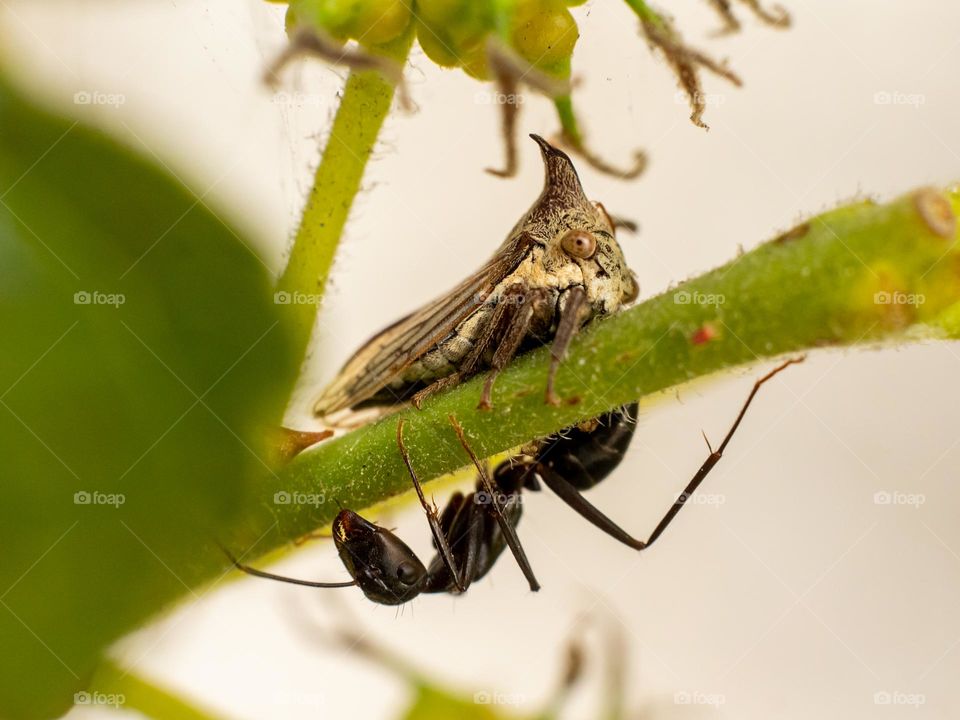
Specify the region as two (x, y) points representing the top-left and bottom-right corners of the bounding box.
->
(492, 0), (520, 41)
(622, 0), (667, 28)
(247, 186), (960, 548)
(88, 660), (227, 720)
(276, 32), (413, 364)
(554, 95), (582, 145)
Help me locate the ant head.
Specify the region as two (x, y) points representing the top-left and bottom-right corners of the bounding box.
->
(332, 509), (427, 605)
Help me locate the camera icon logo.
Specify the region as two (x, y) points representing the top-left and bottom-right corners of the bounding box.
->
(873, 491), (892, 505)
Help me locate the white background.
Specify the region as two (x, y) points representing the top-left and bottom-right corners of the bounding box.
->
(4, 1), (960, 718)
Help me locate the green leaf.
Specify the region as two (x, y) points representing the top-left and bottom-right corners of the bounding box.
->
(401, 684), (529, 720)
(0, 79), (296, 718)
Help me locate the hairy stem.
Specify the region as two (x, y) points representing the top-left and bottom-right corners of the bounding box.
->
(236, 186), (959, 563)
(276, 32), (413, 364)
(622, 0), (667, 28)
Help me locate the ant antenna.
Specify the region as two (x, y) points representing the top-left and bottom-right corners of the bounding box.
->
(219, 542), (356, 589)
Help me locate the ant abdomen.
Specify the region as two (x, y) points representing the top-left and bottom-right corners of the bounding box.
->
(536, 402), (639, 491)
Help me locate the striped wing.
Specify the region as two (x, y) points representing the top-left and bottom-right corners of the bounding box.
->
(313, 233), (534, 415)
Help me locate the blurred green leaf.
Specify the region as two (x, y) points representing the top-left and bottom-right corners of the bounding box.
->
(0, 79), (296, 718)
(402, 684), (528, 720)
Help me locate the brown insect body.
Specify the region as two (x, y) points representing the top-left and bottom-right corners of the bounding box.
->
(314, 135), (638, 416)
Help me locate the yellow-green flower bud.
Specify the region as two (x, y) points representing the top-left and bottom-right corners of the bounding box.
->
(290, 0), (412, 46)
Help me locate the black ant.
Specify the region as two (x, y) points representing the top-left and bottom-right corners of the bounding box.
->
(224, 358), (802, 605)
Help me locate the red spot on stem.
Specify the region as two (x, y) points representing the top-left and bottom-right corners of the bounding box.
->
(691, 323), (717, 345)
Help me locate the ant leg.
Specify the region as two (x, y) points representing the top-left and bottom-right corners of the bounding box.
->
(449, 415), (541, 592)
(219, 544), (355, 588)
(396, 419), (465, 592)
(424, 495), (486, 593)
(454, 501), (487, 591)
(637, 357), (805, 547)
(537, 464), (644, 549)
(540, 357), (804, 550)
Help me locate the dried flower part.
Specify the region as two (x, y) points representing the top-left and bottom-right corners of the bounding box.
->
(738, 0), (791, 28)
(269, 0), (789, 174)
(486, 57), (521, 177)
(704, 0), (742, 34)
(637, 9), (742, 129)
(564, 141), (647, 180)
(485, 39), (572, 177)
(418, 1), (581, 178)
(546, 79), (648, 180)
(266, 26), (413, 110)
(705, 0), (790, 34)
